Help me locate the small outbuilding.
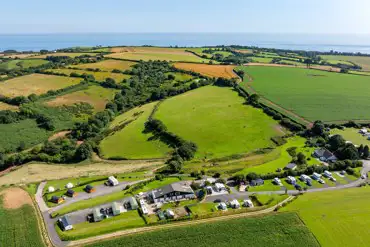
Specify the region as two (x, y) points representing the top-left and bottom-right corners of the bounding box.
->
(66, 189), (77, 197)
(214, 183), (226, 192)
(141, 205), (149, 215)
(59, 216), (73, 231)
(51, 196), (64, 204)
(85, 185), (95, 193)
(93, 208), (103, 222)
(250, 179), (264, 186)
(287, 176), (296, 184)
(284, 163), (297, 170)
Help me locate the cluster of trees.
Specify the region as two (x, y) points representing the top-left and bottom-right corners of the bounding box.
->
(45, 55), (103, 65)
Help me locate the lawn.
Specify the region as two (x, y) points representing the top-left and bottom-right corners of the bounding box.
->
(85, 212), (319, 247)
(281, 187), (370, 247)
(45, 85), (119, 111)
(0, 74), (81, 97)
(106, 51), (210, 63)
(240, 66), (370, 122)
(155, 86), (283, 159)
(174, 63), (237, 79)
(321, 55), (370, 71)
(58, 210), (146, 240)
(45, 69), (130, 83)
(100, 102), (171, 159)
(235, 136), (318, 175)
(0, 102), (18, 111)
(0, 59), (48, 70)
(331, 128), (370, 146)
(72, 59), (136, 71)
(0, 192), (44, 247)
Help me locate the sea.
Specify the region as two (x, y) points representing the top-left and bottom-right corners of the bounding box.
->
(1, 33), (370, 53)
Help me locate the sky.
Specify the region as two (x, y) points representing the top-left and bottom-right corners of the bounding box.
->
(1, 0), (370, 34)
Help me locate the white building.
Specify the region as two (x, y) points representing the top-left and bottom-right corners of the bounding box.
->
(108, 176), (119, 186)
(214, 183), (226, 192)
(65, 183), (73, 189)
(48, 186), (55, 193)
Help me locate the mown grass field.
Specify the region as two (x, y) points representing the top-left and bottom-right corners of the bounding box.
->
(45, 85), (119, 111)
(321, 55), (370, 71)
(240, 66), (370, 122)
(0, 102), (18, 111)
(33, 52), (96, 58)
(235, 136), (319, 176)
(0, 59), (48, 70)
(281, 187), (370, 247)
(72, 59), (136, 71)
(174, 63), (237, 79)
(331, 128), (370, 146)
(155, 86), (283, 159)
(0, 193), (44, 247)
(85, 212), (319, 247)
(45, 69), (130, 82)
(0, 74), (81, 97)
(100, 102), (171, 159)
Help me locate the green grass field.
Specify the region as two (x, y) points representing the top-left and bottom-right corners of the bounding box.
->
(45, 69), (130, 82)
(235, 136), (319, 175)
(0, 59), (48, 70)
(45, 85), (119, 111)
(240, 66), (370, 122)
(85, 212), (319, 247)
(72, 59), (136, 71)
(107, 51), (210, 63)
(155, 86), (283, 159)
(250, 57), (273, 63)
(100, 102), (171, 159)
(331, 128), (370, 146)
(321, 55), (370, 71)
(0, 194), (44, 247)
(281, 187), (370, 247)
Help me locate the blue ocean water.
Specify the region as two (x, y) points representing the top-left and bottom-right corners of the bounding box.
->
(1, 33), (370, 53)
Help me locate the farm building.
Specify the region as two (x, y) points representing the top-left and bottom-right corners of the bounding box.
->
(112, 202), (123, 216)
(230, 199), (240, 209)
(126, 197), (139, 210)
(107, 176), (119, 186)
(149, 182), (195, 203)
(66, 189), (77, 197)
(85, 185), (95, 193)
(58, 216), (73, 231)
(313, 148), (337, 162)
(214, 183), (226, 192)
(93, 208), (104, 222)
(250, 179), (264, 186)
(51, 196), (64, 204)
(48, 186), (55, 193)
(65, 183), (74, 189)
(284, 163), (297, 170)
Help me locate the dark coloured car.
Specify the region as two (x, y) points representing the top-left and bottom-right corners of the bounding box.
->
(214, 199), (222, 203)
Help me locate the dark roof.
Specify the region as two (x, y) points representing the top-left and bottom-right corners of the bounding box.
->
(67, 189), (75, 194)
(152, 182), (194, 199)
(51, 196), (60, 201)
(314, 148), (336, 159)
(60, 216), (72, 227)
(250, 179), (264, 186)
(285, 163), (297, 169)
(85, 185), (93, 190)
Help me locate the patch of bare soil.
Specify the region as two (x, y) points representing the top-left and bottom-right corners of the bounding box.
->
(0, 187), (32, 209)
(48, 131), (71, 141)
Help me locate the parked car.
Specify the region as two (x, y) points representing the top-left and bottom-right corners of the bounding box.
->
(214, 199), (222, 203)
(361, 175), (366, 179)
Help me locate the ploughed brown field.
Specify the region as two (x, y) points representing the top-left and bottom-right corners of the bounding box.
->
(174, 62), (237, 79)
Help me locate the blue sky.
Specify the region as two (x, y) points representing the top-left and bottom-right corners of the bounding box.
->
(1, 0), (370, 34)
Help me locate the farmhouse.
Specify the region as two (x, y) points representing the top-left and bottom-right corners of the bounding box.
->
(149, 182), (195, 203)
(284, 163), (297, 170)
(313, 148), (337, 162)
(250, 179), (264, 186)
(107, 176), (119, 186)
(93, 208), (103, 222)
(51, 196), (64, 204)
(58, 216), (73, 231)
(112, 202), (123, 216)
(66, 189), (77, 197)
(85, 185), (95, 193)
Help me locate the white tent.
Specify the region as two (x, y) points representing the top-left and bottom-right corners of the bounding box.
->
(65, 183), (74, 189)
(48, 186), (55, 193)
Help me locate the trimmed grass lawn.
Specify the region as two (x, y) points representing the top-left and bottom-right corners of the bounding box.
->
(106, 51), (210, 63)
(100, 102), (171, 159)
(0, 74), (81, 97)
(240, 66), (370, 122)
(85, 213), (319, 247)
(45, 69), (130, 82)
(321, 55), (370, 71)
(58, 210), (146, 240)
(45, 85), (119, 111)
(331, 128), (370, 146)
(155, 86), (283, 159)
(72, 59), (136, 71)
(281, 187), (370, 247)
(0, 195), (44, 247)
(236, 136), (319, 175)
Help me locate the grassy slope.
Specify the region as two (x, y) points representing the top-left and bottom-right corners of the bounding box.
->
(281, 187), (370, 247)
(106, 52), (210, 63)
(321, 55), (370, 71)
(0, 196), (44, 247)
(155, 86), (282, 159)
(45, 85), (119, 112)
(86, 213), (319, 247)
(240, 66), (370, 122)
(100, 102), (171, 159)
(331, 128), (370, 146)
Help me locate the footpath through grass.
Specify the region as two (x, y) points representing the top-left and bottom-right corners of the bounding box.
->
(281, 187), (370, 247)
(155, 86), (283, 159)
(85, 212), (319, 247)
(240, 66), (370, 122)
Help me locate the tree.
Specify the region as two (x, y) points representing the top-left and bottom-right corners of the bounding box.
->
(17, 141), (26, 152)
(296, 152), (306, 165)
(248, 94), (260, 105)
(75, 143), (92, 161)
(328, 134), (345, 151)
(177, 141), (197, 161)
(36, 115), (55, 131)
(363, 145), (369, 159)
(246, 172), (259, 181)
(304, 58), (313, 68)
(167, 160), (182, 173)
(311, 121), (325, 136)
